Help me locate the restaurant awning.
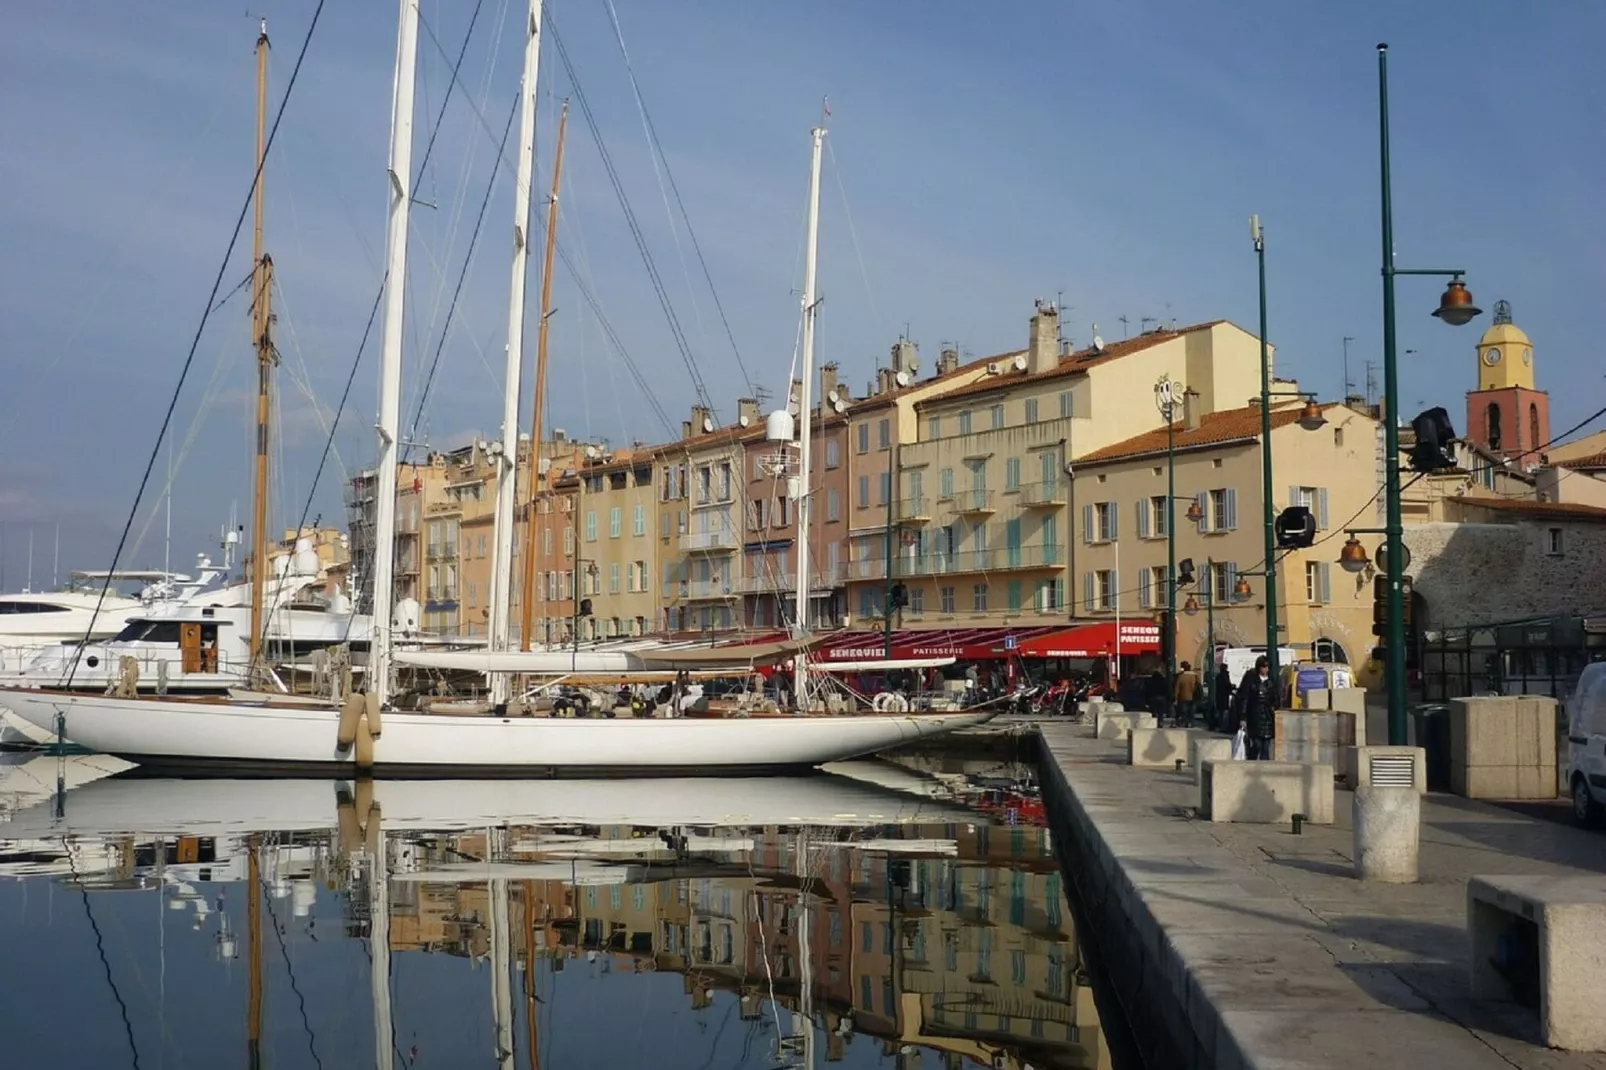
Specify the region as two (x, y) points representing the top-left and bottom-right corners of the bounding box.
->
(1013, 620), (1162, 658)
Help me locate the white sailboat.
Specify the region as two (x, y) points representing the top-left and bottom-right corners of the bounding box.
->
(0, 8), (994, 772)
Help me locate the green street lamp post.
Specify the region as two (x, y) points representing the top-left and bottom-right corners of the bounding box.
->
(1155, 378), (1185, 713)
(1377, 43), (1482, 745)
(1250, 214), (1281, 706)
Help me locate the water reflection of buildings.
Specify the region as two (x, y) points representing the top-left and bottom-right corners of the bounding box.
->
(379, 823), (1107, 1069)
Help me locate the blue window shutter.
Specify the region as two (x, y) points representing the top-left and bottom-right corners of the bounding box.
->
(1225, 488), (1238, 531)
(1137, 498), (1150, 539)
(1319, 562), (1331, 604)
(1317, 488), (1330, 530)
(1083, 572), (1095, 612)
(1196, 492), (1210, 534)
(1138, 569), (1151, 608)
(1109, 502), (1119, 540)
(1082, 504), (1094, 545)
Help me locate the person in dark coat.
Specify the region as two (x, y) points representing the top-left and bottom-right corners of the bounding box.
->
(1214, 664), (1235, 732)
(1236, 655), (1277, 759)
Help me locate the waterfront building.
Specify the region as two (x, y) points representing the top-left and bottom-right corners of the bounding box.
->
(657, 405), (750, 634)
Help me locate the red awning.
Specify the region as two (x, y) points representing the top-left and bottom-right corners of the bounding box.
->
(1013, 621), (1162, 659)
(814, 626), (1070, 663)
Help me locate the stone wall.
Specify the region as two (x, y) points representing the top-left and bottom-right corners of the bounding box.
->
(1404, 520), (1606, 629)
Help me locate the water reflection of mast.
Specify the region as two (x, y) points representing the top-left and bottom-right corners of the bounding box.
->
(368, 808), (393, 1070)
(489, 832), (514, 1070)
(523, 881), (541, 1070)
(248, 833), (263, 1070)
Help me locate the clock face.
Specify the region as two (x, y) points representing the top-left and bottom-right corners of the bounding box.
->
(1523, 347), (1533, 365)
(1484, 348), (1502, 366)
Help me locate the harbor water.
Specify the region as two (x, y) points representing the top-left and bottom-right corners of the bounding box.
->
(0, 751), (1141, 1069)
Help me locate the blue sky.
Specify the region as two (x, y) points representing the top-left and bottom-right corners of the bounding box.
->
(1, 0), (1602, 580)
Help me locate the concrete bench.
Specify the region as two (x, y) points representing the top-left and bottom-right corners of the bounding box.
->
(1342, 745), (1427, 791)
(1199, 759), (1334, 824)
(1095, 710), (1155, 742)
(1469, 875), (1606, 1051)
(1126, 726), (1200, 768)
(1190, 734), (1235, 809)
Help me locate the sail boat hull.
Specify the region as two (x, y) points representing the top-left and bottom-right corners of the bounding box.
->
(0, 688), (994, 775)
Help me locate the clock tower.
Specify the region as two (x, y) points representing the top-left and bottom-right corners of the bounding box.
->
(1464, 299), (1549, 462)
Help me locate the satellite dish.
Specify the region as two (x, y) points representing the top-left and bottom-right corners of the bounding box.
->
(738, 414), (751, 427)
(833, 398), (847, 414)
(827, 389), (841, 405)
(895, 370), (911, 387)
(702, 416), (715, 433)
(1013, 354), (1028, 372)
(1092, 335), (1105, 351)
(585, 445), (600, 459)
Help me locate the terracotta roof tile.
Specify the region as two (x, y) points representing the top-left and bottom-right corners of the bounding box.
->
(844, 346), (1026, 415)
(1445, 496), (1606, 522)
(1558, 451), (1606, 470)
(911, 321), (1227, 409)
(1076, 401), (1337, 465)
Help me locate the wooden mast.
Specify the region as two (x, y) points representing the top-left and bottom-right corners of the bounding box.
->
(248, 19), (275, 676)
(519, 101), (569, 650)
(247, 834), (264, 1069)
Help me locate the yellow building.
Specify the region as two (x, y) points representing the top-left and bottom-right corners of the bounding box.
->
(1072, 400), (1383, 670)
(570, 445), (660, 640)
(852, 303), (1269, 628)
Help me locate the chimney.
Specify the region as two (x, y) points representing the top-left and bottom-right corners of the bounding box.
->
(1184, 388), (1201, 431)
(890, 339), (919, 376)
(737, 397), (761, 428)
(938, 346), (959, 375)
(1028, 299), (1059, 374)
(819, 362), (840, 403)
(686, 404), (711, 439)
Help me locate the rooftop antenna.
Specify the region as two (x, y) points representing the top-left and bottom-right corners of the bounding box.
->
(26, 525), (34, 594)
(1117, 315), (1130, 339)
(1342, 336), (1356, 401)
(1140, 315), (1157, 334)
(1363, 360), (1379, 409)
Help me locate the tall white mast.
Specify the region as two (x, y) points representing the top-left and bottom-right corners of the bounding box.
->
(487, 0), (545, 705)
(489, 871), (514, 1069)
(369, 818), (394, 1070)
(371, 0), (421, 707)
(791, 126), (825, 707)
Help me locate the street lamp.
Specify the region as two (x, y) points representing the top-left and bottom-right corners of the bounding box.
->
(1249, 213), (1284, 706)
(1155, 376), (1187, 713)
(1377, 42), (1482, 745)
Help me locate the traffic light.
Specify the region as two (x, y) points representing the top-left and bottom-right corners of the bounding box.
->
(1274, 506), (1316, 549)
(1409, 408), (1457, 473)
(577, 597), (594, 618)
(888, 583), (909, 610)
(1370, 575), (1413, 636)
(1176, 558), (1196, 587)
(1156, 609), (1174, 665)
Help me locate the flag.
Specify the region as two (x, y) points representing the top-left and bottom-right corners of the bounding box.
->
(822, 97), (831, 118)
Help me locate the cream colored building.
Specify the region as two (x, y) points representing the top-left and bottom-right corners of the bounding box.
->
(570, 445), (660, 640)
(854, 303), (1270, 628)
(657, 404), (752, 634)
(1071, 401), (1384, 671)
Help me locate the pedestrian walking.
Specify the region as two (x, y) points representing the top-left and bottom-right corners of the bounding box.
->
(1214, 664), (1235, 732)
(1172, 661), (1201, 727)
(1234, 655), (1277, 759)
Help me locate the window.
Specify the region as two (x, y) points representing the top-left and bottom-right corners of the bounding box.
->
(958, 410), (972, 435)
(1530, 403), (1540, 450)
(1547, 527), (1563, 555)
(1024, 398), (1039, 424)
(1305, 561), (1331, 604)
(973, 583), (989, 613)
(1042, 513), (1059, 564)
(927, 415), (940, 440)
(585, 511), (597, 542)
(857, 475), (870, 509)
(1035, 577), (1064, 612)
(1084, 501), (1116, 543)
(634, 560), (647, 592)
(564, 527), (575, 554)
(1138, 565), (1167, 608)
(940, 585), (956, 614)
(859, 587), (877, 620)
(633, 503), (646, 536)
(1290, 486), (1330, 529)
(989, 404), (1005, 429)
(856, 423), (870, 454)
(908, 470), (924, 511)
(827, 488), (840, 522)
(1209, 561), (1235, 604)
(878, 472), (891, 505)
(609, 506), (622, 538)
(1312, 637), (1349, 664)
(467, 582), (478, 606)
(1137, 495), (1169, 539)
(477, 534), (487, 558)
(1487, 401), (1503, 452)
(1086, 569), (1115, 611)
(939, 467), (954, 499)
(610, 563), (621, 594)
(1005, 457), (1021, 491)
(1058, 391), (1073, 419)
(825, 439), (840, 468)
(697, 466), (711, 503)
(909, 586), (924, 614)
(718, 462), (732, 501)
(1197, 488), (1237, 532)
(1006, 580), (1022, 613)
(877, 418), (890, 449)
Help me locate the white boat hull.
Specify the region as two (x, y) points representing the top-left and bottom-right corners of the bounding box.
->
(0, 688), (994, 773)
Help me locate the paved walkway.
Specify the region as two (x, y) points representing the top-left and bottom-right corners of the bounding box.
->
(1030, 719), (1606, 1069)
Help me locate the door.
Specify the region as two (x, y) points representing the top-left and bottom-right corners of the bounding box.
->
(180, 622), (203, 674)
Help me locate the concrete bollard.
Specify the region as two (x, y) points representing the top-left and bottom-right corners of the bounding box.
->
(1353, 784), (1420, 883)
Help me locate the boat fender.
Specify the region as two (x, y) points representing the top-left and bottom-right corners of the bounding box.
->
(363, 799), (382, 858)
(365, 690), (383, 738)
(335, 798), (363, 853)
(354, 710), (376, 770)
(337, 693), (365, 750)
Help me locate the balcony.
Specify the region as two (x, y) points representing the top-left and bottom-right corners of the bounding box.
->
(671, 579), (734, 600)
(1015, 480), (1064, 508)
(734, 567), (845, 594)
(954, 489), (995, 515)
(425, 586), (459, 605)
(425, 542), (458, 562)
(899, 544), (1062, 578)
(894, 496), (931, 524)
(679, 530), (738, 554)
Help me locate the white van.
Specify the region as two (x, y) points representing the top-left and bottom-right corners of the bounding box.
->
(1566, 661), (1606, 828)
(1218, 645), (1298, 687)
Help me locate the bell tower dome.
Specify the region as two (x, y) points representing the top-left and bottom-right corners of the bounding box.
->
(1465, 300), (1549, 462)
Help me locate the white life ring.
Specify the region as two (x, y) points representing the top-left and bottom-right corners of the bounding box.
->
(872, 691), (909, 713)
